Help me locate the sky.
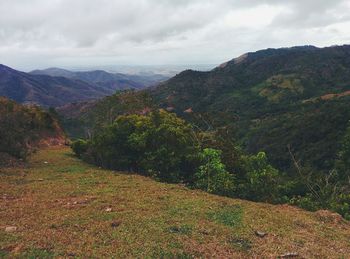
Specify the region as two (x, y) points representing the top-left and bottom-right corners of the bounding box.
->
(1, 0), (350, 71)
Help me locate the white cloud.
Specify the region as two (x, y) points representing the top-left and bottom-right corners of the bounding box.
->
(0, 0), (349, 70)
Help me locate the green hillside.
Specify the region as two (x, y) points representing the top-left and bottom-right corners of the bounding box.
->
(152, 45), (350, 172)
(1, 146), (349, 258)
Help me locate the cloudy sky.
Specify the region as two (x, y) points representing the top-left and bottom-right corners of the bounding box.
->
(1, 0), (350, 71)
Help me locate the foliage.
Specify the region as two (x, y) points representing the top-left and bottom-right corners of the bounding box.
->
(0, 97), (61, 160)
(195, 148), (234, 195)
(335, 122), (350, 180)
(71, 139), (89, 158)
(76, 109), (200, 182)
(238, 152), (280, 202)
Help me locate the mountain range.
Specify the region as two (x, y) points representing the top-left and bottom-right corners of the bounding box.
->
(30, 67), (168, 90)
(0, 65), (167, 107)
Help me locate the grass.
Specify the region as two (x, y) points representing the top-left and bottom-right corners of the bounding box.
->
(0, 146), (350, 258)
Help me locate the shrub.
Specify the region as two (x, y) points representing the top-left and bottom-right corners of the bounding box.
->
(238, 152), (280, 202)
(75, 110), (200, 182)
(195, 148), (234, 195)
(71, 139), (89, 158)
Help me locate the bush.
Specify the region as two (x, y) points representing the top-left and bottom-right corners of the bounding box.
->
(71, 139), (89, 158)
(238, 152), (280, 202)
(75, 110), (200, 182)
(195, 148), (235, 195)
(0, 97), (59, 159)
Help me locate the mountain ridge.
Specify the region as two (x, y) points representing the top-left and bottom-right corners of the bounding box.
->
(0, 64), (110, 107)
(30, 67), (169, 90)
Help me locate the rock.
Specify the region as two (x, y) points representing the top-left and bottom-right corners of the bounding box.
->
(105, 207), (112, 212)
(111, 220), (122, 228)
(5, 226), (17, 232)
(44, 161), (48, 164)
(38, 178), (44, 181)
(255, 230), (267, 238)
(184, 107), (193, 113)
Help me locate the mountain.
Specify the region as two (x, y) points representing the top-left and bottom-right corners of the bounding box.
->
(30, 67), (169, 91)
(58, 45), (350, 172)
(0, 64), (113, 107)
(151, 45), (350, 171)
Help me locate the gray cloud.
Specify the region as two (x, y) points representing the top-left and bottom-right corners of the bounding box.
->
(0, 0), (349, 70)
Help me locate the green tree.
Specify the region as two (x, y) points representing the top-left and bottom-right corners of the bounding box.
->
(76, 110), (200, 182)
(239, 152), (280, 202)
(195, 148), (234, 195)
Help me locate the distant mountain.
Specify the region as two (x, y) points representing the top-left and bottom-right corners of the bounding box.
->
(0, 64), (111, 107)
(30, 67), (169, 91)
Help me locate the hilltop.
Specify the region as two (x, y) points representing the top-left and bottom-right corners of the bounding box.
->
(0, 146), (349, 258)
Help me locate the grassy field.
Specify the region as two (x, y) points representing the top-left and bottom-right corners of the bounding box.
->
(1, 147), (350, 258)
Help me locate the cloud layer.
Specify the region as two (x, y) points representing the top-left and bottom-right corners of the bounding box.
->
(1, 0), (350, 70)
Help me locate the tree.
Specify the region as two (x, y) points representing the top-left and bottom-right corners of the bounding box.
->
(75, 109), (200, 182)
(195, 148), (234, 195)
(239, 152), (280, 202)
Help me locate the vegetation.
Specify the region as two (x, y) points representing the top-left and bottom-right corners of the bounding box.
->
(0, 97), (63, 162)
(195, 148), (234, 195)
(1, 146), (349, 258)
(71, 106), (350, 219)
(73, 109), (199, 182)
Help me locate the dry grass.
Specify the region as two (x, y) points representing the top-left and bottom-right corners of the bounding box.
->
(1, 147), (349, 258)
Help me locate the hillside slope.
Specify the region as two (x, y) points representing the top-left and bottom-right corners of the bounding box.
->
(151, 45), (350, 171)
(1, 146), (349, 258)
(0, 64), (111, 107)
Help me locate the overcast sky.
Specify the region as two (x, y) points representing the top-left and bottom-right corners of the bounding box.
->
(1, 0), (350, 71)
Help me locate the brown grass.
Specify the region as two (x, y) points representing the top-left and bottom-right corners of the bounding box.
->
(0, 146), (349, 258)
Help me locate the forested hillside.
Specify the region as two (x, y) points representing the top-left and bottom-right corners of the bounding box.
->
(152, 45), (350, 172)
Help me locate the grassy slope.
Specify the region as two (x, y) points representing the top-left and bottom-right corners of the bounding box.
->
(1, 147), (349, 258)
